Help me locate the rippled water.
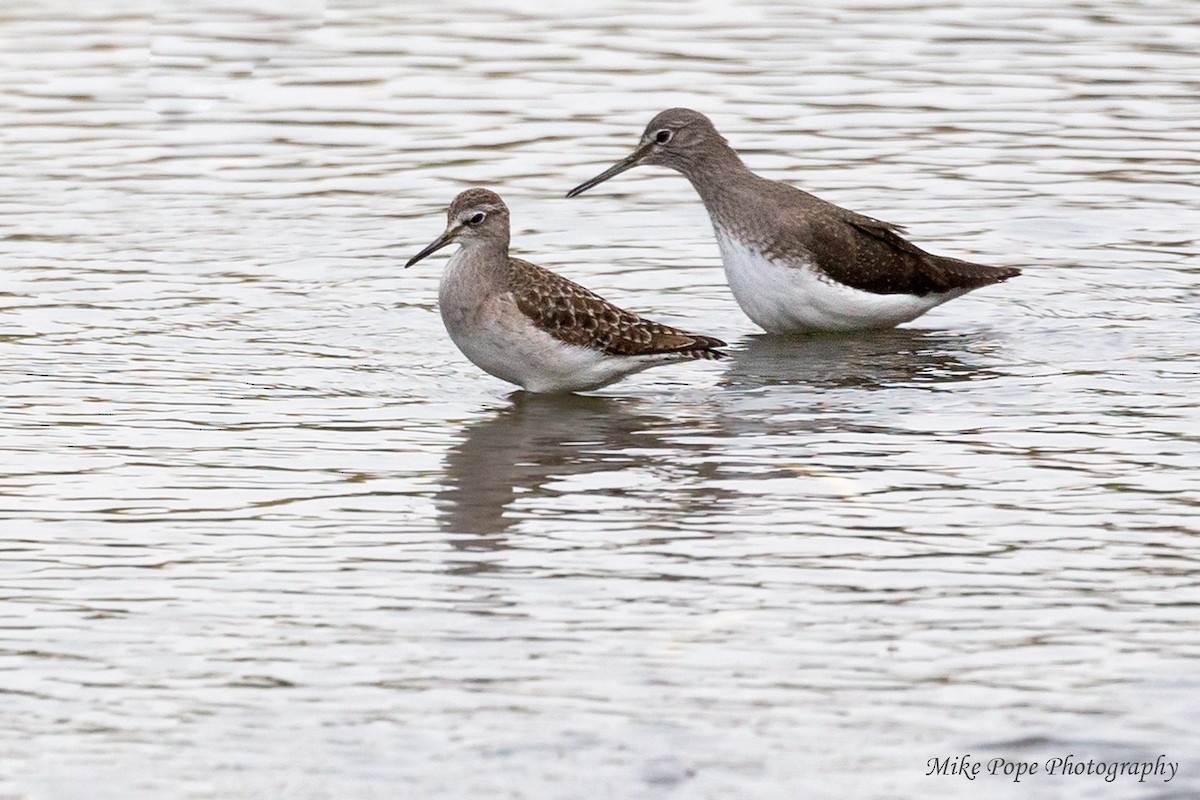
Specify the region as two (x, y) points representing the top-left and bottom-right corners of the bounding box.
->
(2, 0), (1198, 797)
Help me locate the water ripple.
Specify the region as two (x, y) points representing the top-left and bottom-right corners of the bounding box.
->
(2, 1), (1198, 798)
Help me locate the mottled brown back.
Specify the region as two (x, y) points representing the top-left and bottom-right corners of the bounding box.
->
(507, 258), (725, 359)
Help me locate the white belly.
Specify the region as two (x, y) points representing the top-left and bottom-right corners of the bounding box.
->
(439, 258), (668, 393)
(443, 305), (663, 393)
(716, 233), (965, 333)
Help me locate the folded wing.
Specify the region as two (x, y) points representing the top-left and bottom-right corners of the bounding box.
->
(508, 258), (726, 358)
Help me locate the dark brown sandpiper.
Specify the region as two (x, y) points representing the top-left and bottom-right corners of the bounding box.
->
(567, 108), (1020, 334)
(406, 188), (726, 393)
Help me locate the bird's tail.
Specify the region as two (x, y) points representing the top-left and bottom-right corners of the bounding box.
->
(931, 256), (1021, 290)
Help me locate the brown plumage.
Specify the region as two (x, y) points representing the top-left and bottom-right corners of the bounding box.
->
(567, 108), (1021, 333)
(508, 257), (725, 359)
(406, 188), (726, 393)
(706, 168), (1020, 297)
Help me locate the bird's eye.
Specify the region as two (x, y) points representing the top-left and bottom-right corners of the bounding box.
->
(467, 212), (486, 226)
(654, 129), (672, 144)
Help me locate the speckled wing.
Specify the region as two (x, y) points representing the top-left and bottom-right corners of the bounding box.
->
(507, 258), (725, 358)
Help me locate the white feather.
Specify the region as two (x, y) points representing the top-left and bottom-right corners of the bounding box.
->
(715, 231), (967, 333)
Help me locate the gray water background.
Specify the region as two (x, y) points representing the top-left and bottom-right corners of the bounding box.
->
(1, 1), (1198, 798)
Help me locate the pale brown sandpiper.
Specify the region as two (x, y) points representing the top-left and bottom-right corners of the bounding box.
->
(406, 188), (726, 393)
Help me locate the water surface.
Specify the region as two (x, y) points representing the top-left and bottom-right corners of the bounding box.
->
(2, 1), (1198, 798)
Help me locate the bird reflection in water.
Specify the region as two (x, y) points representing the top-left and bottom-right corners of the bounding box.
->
(437, 329), (1005, 548)
(722, 328), (1002, 391)
(437, 392), (714, 540)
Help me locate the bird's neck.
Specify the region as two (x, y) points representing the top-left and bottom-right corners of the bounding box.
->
(676, 144), (756, 210)
(444, 239), (510, 288)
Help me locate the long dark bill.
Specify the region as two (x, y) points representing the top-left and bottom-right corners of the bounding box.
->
(565, 147), (648, 198)
(405, 229), (456, 268)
